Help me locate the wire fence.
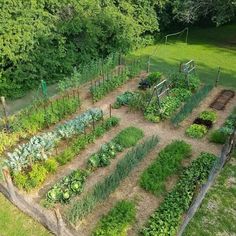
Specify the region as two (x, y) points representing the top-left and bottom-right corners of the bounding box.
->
(177, 127), (236, 236)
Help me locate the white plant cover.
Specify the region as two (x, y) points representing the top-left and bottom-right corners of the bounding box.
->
(5, 108), (102, 173)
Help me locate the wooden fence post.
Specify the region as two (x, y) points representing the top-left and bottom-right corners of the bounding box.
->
(2, 167), (17, 203)
(147, 57), (151, 73)
(215, 67), (221, 87)
(109, 104), (112, 118)
(55, 208), (65, 236)
(1, 96), (10, 131)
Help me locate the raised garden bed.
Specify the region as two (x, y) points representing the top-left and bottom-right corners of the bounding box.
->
(210, 89), (235, 110)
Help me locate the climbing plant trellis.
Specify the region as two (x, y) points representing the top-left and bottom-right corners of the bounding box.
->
(179, 60), (196, 89)
(147, 79), (170, 111)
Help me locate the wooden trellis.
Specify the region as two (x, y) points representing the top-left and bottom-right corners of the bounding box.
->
(146, 79), (170, 111)
(179, 60), (196, 88)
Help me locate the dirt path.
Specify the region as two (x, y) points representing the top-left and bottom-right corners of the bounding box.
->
(64, 107), (221, 235)
(15, 74), (234, 235)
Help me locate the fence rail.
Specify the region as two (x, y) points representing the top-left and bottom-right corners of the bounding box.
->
(177, 127), (236, 236)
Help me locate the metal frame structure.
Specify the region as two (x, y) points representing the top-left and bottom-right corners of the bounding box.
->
(179, 60), (196, 88)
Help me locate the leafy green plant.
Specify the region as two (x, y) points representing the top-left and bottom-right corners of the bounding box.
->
(92, 200), (136, 236)
(199, 110), (217, 123)
(67, 136), (159, 223)
(145, 72), (162, 86)
(209, 130), (228, 144)
(186, 124), (208, 138)
(141, 152), (217, 236)
(46, 169), (88, 204)
(171, 84), (214, 126)
(114, 127), (144, 148)
(140, 140), (192, 195)
(90, 69), (133, 102)
(87, 127), (143, 169)
(44, 159), (58, 173)
(112, 91), (135, 109)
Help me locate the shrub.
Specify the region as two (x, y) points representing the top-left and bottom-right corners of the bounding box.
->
(140, 140), (191, 195)
(141, 152), (217, 236)
(13, 172), (28, 190)
(28, 164), (48, 188)
(67, 136), (159, 223)
(92, 200), (136, 236)
(199, 110), (217, 123)
(114, 127), (144, 148)
(44, 159), (58, 173)
(186, 124), (208, 139)
(56, 148), (75, 165)
(209, 130), (228, 144)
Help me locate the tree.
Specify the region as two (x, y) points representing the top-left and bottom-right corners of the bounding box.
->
(172, 0), (236, 26)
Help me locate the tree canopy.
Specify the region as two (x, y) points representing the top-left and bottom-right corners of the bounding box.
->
(0, 0), (235, 98)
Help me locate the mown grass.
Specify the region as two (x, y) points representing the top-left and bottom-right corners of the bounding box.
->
(129, 24), (236, 89)
(184, 152), (236, 236)
(0, 193), (51, 236)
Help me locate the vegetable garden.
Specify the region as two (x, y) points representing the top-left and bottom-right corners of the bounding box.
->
(0, 56), (235, 236)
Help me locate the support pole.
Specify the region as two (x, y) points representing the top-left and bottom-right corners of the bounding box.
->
(215, 66), (221, 87)
(147, 56), (151, 73)
(2, 167), (16, 203)
(1, 96), (10, 131)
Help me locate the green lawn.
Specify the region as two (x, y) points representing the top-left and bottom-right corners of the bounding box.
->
(183, 153), (236, 236)
(0, 193), (51, 236)
(129, 24), (236, 89)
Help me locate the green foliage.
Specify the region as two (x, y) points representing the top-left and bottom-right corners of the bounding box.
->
(144, 87), (191, 123)
(146, 72), (162, 86)
(140, 140), (192, 195)
(92, 200), (136, 236)
(171, 84), (214, 126)
(14, 164), (48, 191)
(67, 136), (159, 223)
(209, 130), (228, 144)
(186, 124), (208, 139)
(44, 159), (58, 173)
(88, 127), (143, 169)
(199, 110), (217, 123)
(46, 169), (88, 204)
(172, 0), (235, 26)
(170, 73), (201, 92)
(141, 152), (217, 236)
(0, 94), (80, 156)
(90, 70), (132, 102)
(114, 127), (144, 148)
(112, 91), (135, 109)
(1, 1), (159, 98)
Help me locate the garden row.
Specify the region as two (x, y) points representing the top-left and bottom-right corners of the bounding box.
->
(45, 127), (144, 205)
(89, 140), (217, 236)
(0, 92), (81, 156)
(90, 61), (144, 102)
(113, 71), (213, 124)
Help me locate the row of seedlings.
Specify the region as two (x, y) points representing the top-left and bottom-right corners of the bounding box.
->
(90, 59), (145, 102)
(45, 127), (144, 205)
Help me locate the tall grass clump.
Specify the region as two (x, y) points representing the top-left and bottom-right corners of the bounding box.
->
(171, 84), (213, 126)
(67, 136), (159, 224)
(139, 140), (192, 195)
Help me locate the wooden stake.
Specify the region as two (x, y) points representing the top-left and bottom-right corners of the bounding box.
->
(109, 104), (112, 118)
(1, 96), (10, 131)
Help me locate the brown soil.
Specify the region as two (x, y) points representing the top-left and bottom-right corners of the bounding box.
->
(14, 74), (235, 235)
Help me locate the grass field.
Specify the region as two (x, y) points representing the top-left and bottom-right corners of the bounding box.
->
(184, 152), (236, 236)
(0, 193), (51, 236)
(129, 24), (236, 89)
